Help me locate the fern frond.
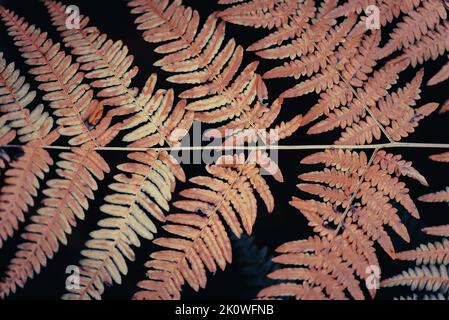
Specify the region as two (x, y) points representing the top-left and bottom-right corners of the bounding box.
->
(128, 0), (278, 127)
(0, 53), (62, 248)
(380, 0), (447, 57)
(43, 1), (194, 148)
(395, 239), (449, 265)
(382, 264), (449, 294)
(258, 149), (424, 300)
(257, 234), (370, 300)
(43, 0), (138, 116)
(63, 151), (185, 300)
(0, 8), (126, 298)
(402, 20), (449, 67)
(133, 151), (282, 300)
(0, 144), (120, 298)
(0, 7), (103, 146)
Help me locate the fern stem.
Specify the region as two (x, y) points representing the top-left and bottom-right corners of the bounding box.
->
(1, 142), (449, 152)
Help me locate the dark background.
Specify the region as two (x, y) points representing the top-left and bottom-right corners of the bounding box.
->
(0, 0), (448, 300)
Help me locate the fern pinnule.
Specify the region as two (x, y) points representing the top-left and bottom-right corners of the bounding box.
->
(63, 150), (185, 300)
(0, 127), (15, 170)
(427, 55), (449, 86)
(134, 151), (282, 300)
(382, 265), (449, 294)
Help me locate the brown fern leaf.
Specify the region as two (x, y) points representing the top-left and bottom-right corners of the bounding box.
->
(133, 151), (282, 300)
(128, 0), (280, 126)
(0, 53), (60, 249)
(258, 149), (425, 300)
(373, 150), (428, 186)
(218, 0), (304, 29)
(401, 20), (449, 67)
(380, 0), (447, 58)
(427, 55), (449, 86)
(0, 141), (119, 298)
(63, 151), (185, 300)
(258, 236), (365, 300)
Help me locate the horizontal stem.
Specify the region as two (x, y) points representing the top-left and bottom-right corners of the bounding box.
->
(1, 142), (449, 152)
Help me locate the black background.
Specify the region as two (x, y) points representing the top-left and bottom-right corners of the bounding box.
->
(0, 0), (448, 300)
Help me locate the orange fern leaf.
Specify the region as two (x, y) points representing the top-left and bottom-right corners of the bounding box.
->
(258, 149), (425, 300)
(0, 53), (60, 249)
(0, 7), (106, 147)
(402, 20), (449, 67)
(133, 152), (282, 300)
(395, 239), (449, 265)
(0, 8), (124, 298)
(128, 0), (278, 127)
(63, 151), (185, 300)
(380, 0), (447, 58)
(43, 0), (194, 148)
